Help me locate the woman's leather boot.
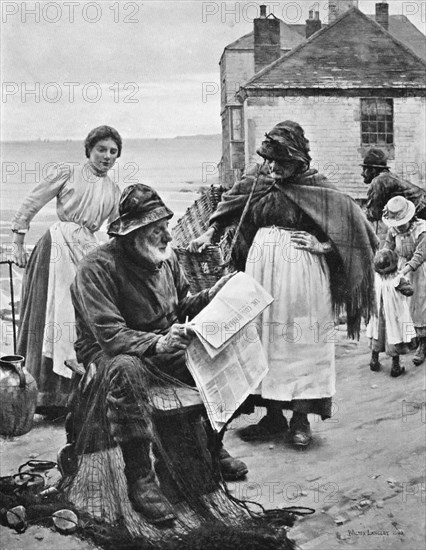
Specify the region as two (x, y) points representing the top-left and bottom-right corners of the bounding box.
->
(390, 355), (405, 378)
(413, 338), (426, 366)
(369, 351), (382, 372)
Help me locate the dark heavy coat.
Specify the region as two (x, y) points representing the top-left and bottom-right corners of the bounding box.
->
(366, 171), (426, 223)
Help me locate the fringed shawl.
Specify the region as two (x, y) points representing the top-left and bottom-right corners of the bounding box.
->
(210, 164), (379, 339)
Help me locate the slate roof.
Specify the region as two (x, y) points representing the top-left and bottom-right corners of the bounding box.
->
(225, 20), (305, 51)
(385, 15), (426, 61)
(242, 8), (426, 91)
(225, 31), (254, 50)
(225, 13), (426, 62)
(289, 24), (306, 37)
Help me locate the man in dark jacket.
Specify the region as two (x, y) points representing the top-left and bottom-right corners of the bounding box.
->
(362, 148), (426, 223)
(69, 184), (247, 525)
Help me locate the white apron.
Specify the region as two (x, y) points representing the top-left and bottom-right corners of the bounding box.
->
(42, 221), (99, 378)
(366, 273), (415, 344)
(245, 227), (335, 401)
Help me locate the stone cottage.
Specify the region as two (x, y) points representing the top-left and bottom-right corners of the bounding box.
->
(220, 1), (426, 199)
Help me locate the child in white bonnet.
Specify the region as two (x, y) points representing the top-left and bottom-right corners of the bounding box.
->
(366, 248), (415, 377)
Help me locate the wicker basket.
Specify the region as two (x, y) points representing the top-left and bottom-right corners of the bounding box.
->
(172, 186), (234, 293)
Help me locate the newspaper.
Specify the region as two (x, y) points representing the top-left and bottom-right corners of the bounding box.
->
(191, 271), (274, 357)
(185, 272), (273, 431)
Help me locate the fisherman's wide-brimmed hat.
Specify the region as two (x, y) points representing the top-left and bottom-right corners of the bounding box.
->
(107, 184), (173, 236)
(373, 249), (399, 275)
(360, 148), (388, 169)
(382, 196), (416, 228)
(256, 120), (311, 167)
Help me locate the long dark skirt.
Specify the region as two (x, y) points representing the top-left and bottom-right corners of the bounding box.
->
(241, 395), (333, 420)
(17, 230), (71, 409)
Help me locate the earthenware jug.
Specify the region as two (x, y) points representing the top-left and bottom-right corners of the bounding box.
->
(0, 355), (38, 436)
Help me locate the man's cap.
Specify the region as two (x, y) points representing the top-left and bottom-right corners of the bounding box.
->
(107, 184), (173, 236)
(360, 148), (388, 168)
(382, 196), (416, 228)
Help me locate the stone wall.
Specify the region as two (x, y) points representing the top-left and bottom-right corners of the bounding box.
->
(243, 95), (425, 197)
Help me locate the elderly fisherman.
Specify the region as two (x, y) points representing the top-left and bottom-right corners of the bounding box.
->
(69, 184), (248, 525)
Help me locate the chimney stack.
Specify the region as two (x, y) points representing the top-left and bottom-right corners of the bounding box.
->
(375, 2), (389, 31)
(306, 10), (322, 38)
(254, 5), (281, 73)
(328, 0), (359, 23)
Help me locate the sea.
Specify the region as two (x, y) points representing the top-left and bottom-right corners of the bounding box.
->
(0, 135), (222, 315)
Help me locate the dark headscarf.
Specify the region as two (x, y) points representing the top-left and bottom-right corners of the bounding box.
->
(256, 120), (311, 170)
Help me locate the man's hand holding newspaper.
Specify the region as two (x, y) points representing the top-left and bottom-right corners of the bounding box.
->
(185, 272), (273, 432)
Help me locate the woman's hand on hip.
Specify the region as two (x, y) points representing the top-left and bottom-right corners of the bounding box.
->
(290, 231), (330, 255)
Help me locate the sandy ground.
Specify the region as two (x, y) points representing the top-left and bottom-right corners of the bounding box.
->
(1, 326), (425, 550)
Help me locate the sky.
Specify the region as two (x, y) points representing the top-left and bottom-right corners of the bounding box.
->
(1, 0), (425, 140)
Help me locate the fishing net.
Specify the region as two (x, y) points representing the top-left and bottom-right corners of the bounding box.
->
(41, 353), (300, 549)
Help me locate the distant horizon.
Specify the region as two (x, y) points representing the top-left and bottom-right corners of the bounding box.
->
(0, 133), (222, 144)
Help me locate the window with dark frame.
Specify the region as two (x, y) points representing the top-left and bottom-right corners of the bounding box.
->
(361, 98), (394, 147)
(230, 107), (243, 142)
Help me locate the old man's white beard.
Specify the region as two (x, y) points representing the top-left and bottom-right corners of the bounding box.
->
(142, 241), (172, 265)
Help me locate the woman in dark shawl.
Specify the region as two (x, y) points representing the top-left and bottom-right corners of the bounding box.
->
(190, 121), (378, 447)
